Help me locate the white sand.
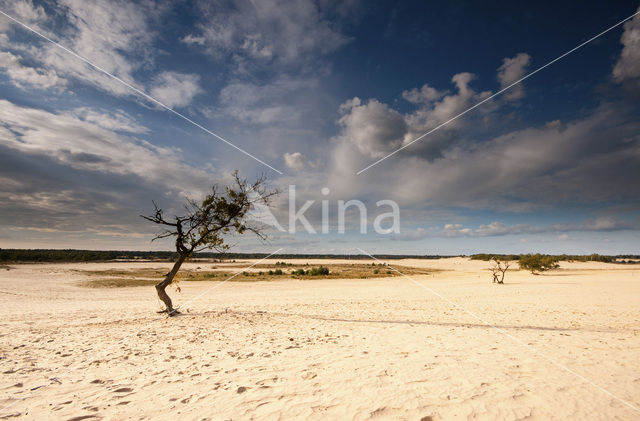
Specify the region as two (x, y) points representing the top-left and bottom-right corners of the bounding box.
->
(1, 257), (639, 420)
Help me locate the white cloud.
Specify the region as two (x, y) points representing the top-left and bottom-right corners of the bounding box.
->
(497, 52), (531, 100)
(402, 84), (446, 105)
(337, 97), (407, 158)
(441, 223), (474, 237)
(185, 0), (351, 65)
(1, 1), (208, 109)
(402, 72), (494, 148)
(71, 107), (148, 134)
(334, 71), (495, 165)
(0, 0), (47, 32)
(217, 78), (309, 125)
(32, 0), (162, 96)
(149, 71), (203, 108)
(283, 152), (305, 171)
(439, 217), (632, 238)
(613, 8), (640, 88)
(180, 34), (207, 46)
(0, 51), (67, 89)
(0, 99), (212, 195)
(329, 96), (640, 213)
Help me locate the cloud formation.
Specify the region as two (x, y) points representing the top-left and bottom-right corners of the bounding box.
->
(283, 152), (305, 171)
(150, 71), (203, 109)
(183, 0), (351, 65)
(497, 53), (531, 100)
(0, 51), (66, 89)
(440, 217), (632, 238)
(0, 99), (212, 195)
(613, 8), (640, 89)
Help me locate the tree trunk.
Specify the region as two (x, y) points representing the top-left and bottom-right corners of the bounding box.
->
(156, 253), (187, 316)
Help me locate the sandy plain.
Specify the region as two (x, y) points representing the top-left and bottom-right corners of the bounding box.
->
(0, 257), (639, 420)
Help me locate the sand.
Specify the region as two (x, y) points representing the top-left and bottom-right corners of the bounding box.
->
(0, 257), (639, 420)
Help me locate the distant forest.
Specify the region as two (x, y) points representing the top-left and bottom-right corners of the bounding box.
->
(0, 249), (448, 262)
(0, 249), (638, 263)
(469, 254), (640, 263)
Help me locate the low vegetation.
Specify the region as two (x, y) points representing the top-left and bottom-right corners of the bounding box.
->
(78, 263), (434, 288)
(518, 254), (560, 274)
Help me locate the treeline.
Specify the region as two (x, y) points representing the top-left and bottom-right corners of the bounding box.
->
(470, 253), (639, 263)
(0, 249), (177, 262)
(0, 249), (450, 263)
(3, 249), (636, 264)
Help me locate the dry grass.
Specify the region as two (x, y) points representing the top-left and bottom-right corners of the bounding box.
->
(78, 263), (437, 288)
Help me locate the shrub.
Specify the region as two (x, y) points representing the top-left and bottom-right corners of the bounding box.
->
(309, 266), (329, 276)
(273, 269), (283, 275)
(519, 254), (560, 274)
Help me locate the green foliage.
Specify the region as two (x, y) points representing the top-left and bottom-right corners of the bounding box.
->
(309, 266), (330, 276)
(518, 254), (560, 274)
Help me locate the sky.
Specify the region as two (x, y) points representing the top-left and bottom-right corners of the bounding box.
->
(0, 0), (639, 255)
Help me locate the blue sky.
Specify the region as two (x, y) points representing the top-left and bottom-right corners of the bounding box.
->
(0, 0), (639, 254)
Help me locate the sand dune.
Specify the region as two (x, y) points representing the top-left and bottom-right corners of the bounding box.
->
(1, 258), (639, 420)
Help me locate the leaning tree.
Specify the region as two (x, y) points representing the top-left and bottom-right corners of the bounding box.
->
(141, 172), (275, 316)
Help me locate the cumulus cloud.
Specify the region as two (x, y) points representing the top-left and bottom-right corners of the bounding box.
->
(337, 97), (407, 158)
(329, 94), (640, 215)
(0, 51), (67, 89)
(333, 69), (498, 167)
(402, 84), (446, 105)
(613, 8), (640, 89)
(335, 52), (535, 170)
(283, 152), (305, 171)
(497, 52), (531, 100)
(149, 72), (203, 108)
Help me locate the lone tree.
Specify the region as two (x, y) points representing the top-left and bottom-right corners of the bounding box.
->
(518, 253), (560, 274)
(490, 258), (511, 284)
(141, 172), (275, 315)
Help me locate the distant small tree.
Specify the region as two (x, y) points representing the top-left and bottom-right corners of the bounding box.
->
(518, 254), (560, 274)
(490, 258), (511, 284)
(142, 172), (276, 316)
